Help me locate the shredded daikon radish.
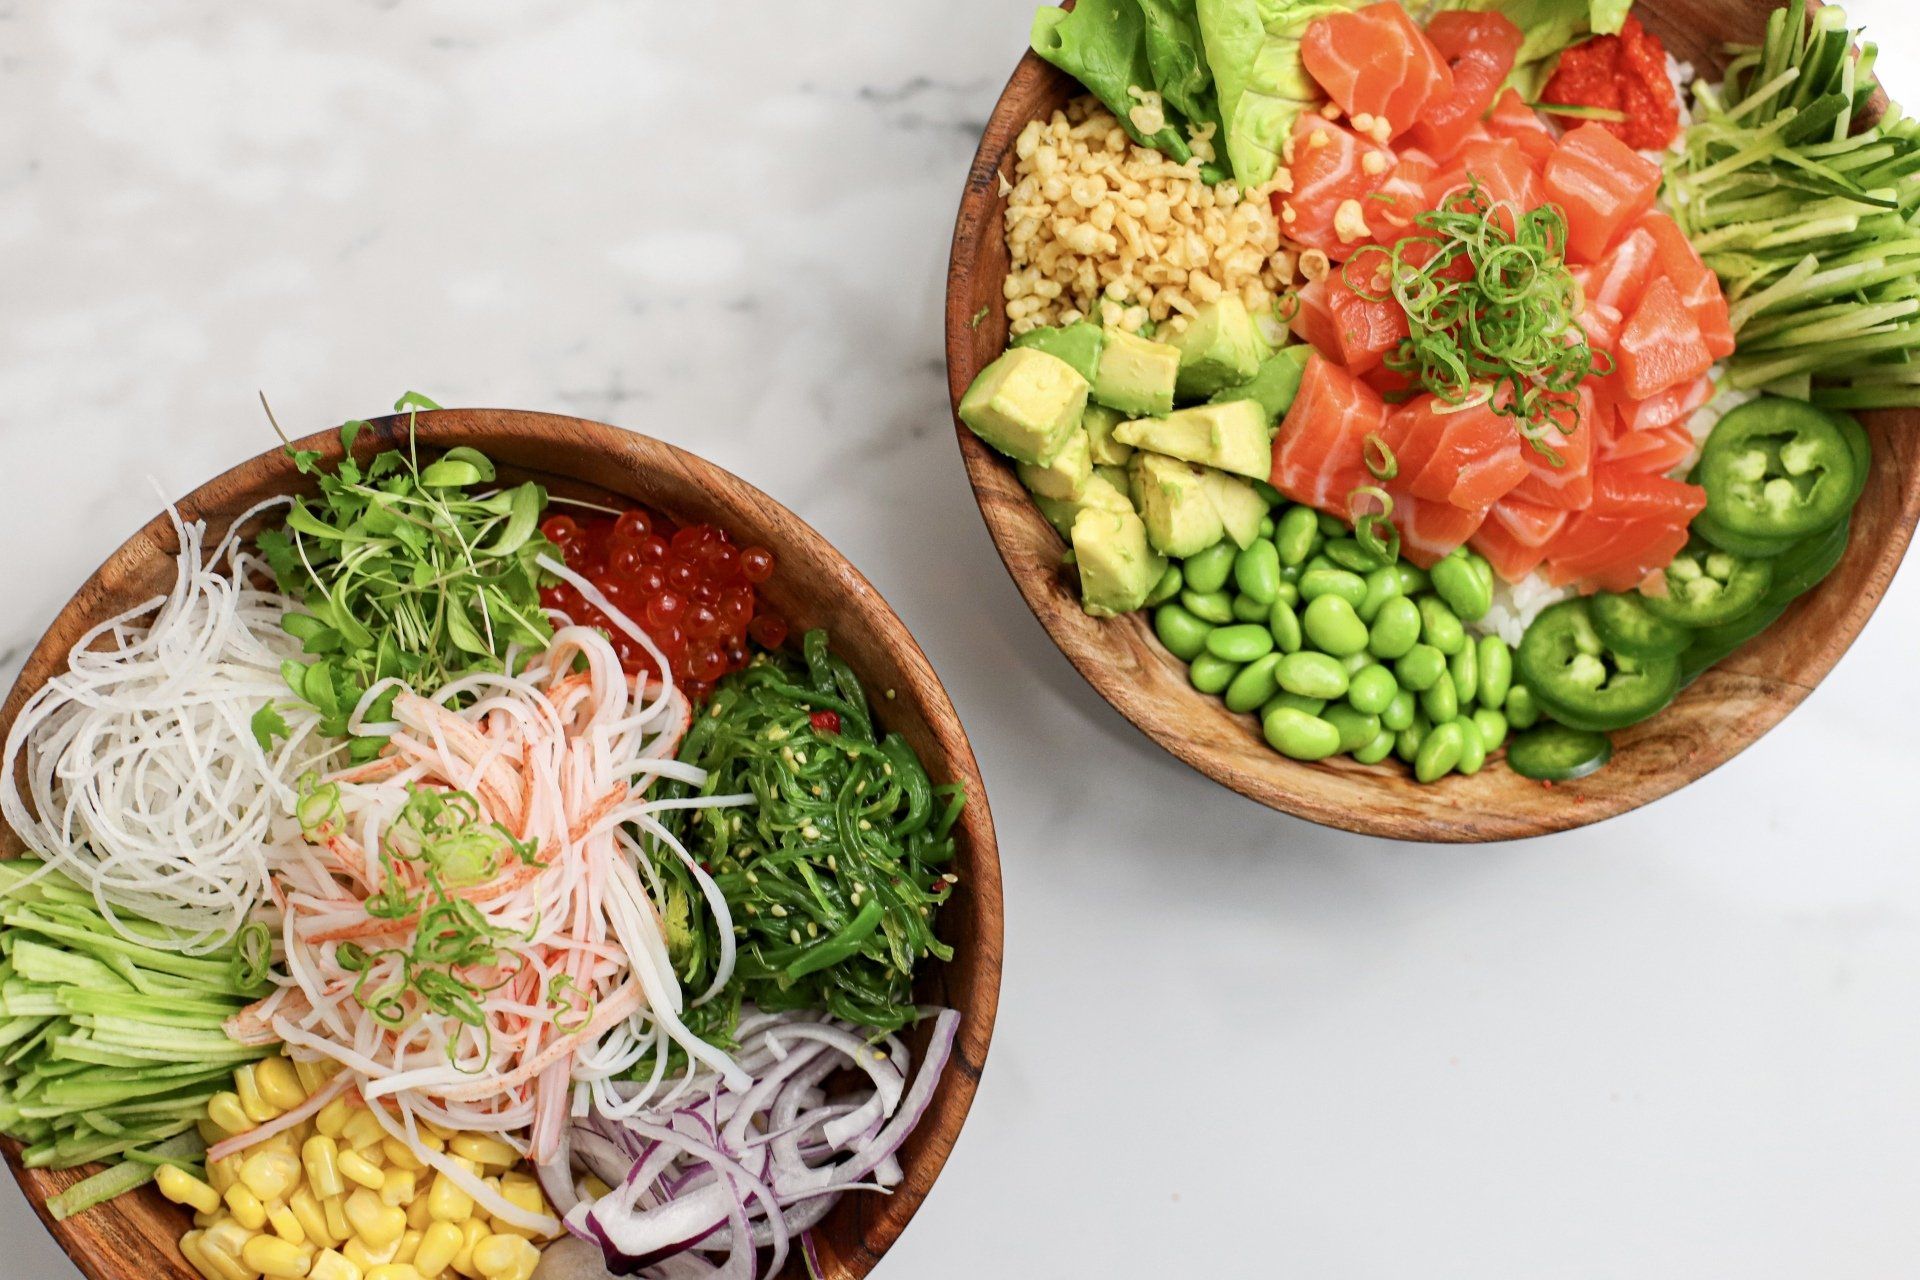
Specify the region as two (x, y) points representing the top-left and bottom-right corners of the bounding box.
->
(0, 500), (340, 953)
(231, 619), (752, 1168)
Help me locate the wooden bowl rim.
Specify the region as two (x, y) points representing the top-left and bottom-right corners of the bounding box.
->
(0, 408), (1002, 1279)
(944, 12), (1920, 843)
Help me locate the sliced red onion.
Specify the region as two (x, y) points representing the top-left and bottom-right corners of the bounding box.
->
(569, 1007), (958, 1279)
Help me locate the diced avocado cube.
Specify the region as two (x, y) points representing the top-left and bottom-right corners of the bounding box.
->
(1093, 328), (1181, 418)
(958, 347), (1089, 465)
(1033, 471), (1134, 539)
(1016, 426), (1092, 501)
(1083, 403), (1133, 466)
(1130, 454), (1226, 558)
(1169, 297), (1269, 401)
(1071, 506), (1166, 618)
(1093, 463), (1130, 495)
(1210, 344), (1313, 425)
(1012, 322), (1106, 384)
(1200, 469), (1268, 549)
(1112, 399), (1271, 480)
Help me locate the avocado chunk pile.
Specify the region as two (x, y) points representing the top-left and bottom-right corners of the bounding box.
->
(959, 297), (1309, 618)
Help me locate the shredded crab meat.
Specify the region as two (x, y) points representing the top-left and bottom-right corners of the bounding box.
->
(231, 616), (752, 1167)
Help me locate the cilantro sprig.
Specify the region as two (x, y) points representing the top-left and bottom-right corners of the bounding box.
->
(255, 392), (558, 760)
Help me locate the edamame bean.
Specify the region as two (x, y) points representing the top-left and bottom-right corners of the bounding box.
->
(1505, 684), (1540, 730)
(1471, 707), (1508, 753)
(1448, 641), (1478, 706)
(1232, 593), (1269, 623)
(1303, 554), (1339, 577)
(1323, 705), (1382, 753)
(1478, 636), (1513, 709)
(1262, 706), (1342, 760)
(1316, 511), (1347, 538)
(1275, 579), (1300, 608)
(1381, 688), (1417, 732)
(1233, 541), (1282, 606)
(1263, 692), (1326, 718)
(1454, 716), (1487, 776)
(1277, 651), (1350, 700)
(1348, 664), (1398, 715)
(1341, 650), (1373, 675)
(1353, 728), (1397, 765)
(1395, 711), (1431, 764)
(1430, 551), (1493, 621)
(1144, 564), (1183, 607)
(1183, 542), (1236, 594)
(1274, 506), (1319, 567)
(1225, 653), (1284, 714)
(1258, 515), (1276, 538)
(1206, 623), (1275, 664)
(1417, 596), (1466, 655)
(1395, 563), (1430, 596)
(1395, 643), (1446, 692)
(1153, 603), (1211, 661)
(1421, 671), (1459, 724)
(1359, 566), (1402, 623)
(1268, 600), (1304, 654)
(1181, 589), (1234, 625)
(1253, 479), (1286, 507)
(1369, 596), (1423, 659)
(1300, 568), (1368, 609)
(1189, 652), (1242, 696)
(1324, 538), (1378, 573)
(1415, 720), (1466, 783)
(1303, 594), (1369, 656)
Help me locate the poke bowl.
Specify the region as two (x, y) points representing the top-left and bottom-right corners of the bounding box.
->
(0, 406), (1001, 1280)
(947, 0), (1920, 841)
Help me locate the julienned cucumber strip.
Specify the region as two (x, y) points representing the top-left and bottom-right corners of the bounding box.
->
(0, 859), (266, 1199)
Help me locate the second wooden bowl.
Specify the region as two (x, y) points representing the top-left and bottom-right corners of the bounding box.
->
(945, 0), (1920, 842)
(0, 409), (1002, 1279)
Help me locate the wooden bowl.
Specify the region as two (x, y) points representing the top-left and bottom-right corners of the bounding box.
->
(946, 0), (1920, 842)
(0, 409), (1002, 1279)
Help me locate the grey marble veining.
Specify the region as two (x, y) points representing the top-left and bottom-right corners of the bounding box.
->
(5, 3), (1920, 1276)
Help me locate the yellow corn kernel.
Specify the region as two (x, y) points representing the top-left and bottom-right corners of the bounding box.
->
(415, 1128), (445, 1154)
(316, 1098), (356, 1139)
(193, 1209), (219, 1229)
(310, 1249), (362, 1280)
(413, 1222), (463, 1278)
(255, 1057), (309, 1112)
(157, 1164), (222, 1214)
(303, 1135), (345, 1198)
(447, 1135), (518, 1169)
(270, 1203), (308, 1246)
(234, 1065), (285, 1124)
(426, 1170), (474, 1224)
(341, 1110), (387, 1152)
(488, 1175), (549, 1240)
(450, 1219), (490, 1278)
(200, 1222), (259, 1280)
(293, 1057), (336, 1097)
(419, 1119), (454, 1142)
(198, 1118), (229, 1146)
(470, 1233), (539, 1280)
(205, 1155), (239, 1196)
(380, 1168), (418, 1209)
(207, 1092), (255, 1136)
(405, 1194), (433, 1231)
(224, 1183), (269, 1231)
(180, 1230), (225, 1280)
(323, 1193), (352, 1244)
(344, 1236), (401, 1271)
(581, 1175), (612, 1200)
(338, 1148), (387, 1191)
(380, 1138), (425, 1172)
(393, 1229), (422, 1265)
(290, 1187), (337, 1250)
(242, 1149), (304, 1202)
(345, 1187), (408, 1251)
(366, 1267), (423, 1280)
(241, 1233), (312, 1278)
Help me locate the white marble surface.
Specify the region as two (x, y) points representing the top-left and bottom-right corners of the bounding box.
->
(3, 2), (1919, 1276)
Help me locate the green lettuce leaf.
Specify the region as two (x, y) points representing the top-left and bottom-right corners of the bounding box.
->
(1196, 0), (1361, 188)
(1032, 0), (1196, 161)
(1426, 0), (1633, 98)
(1137, 0), (1222, 149)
